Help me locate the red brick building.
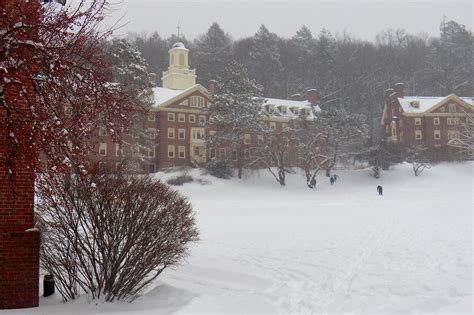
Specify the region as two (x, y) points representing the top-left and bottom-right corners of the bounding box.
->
(94, 42), (320, 172)
(381, 83), (473, 148)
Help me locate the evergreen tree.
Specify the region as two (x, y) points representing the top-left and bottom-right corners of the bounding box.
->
(205, 61), (266, 179)
(249, 25), (283, 96)
(128, 32), (169, 86)
(194, 22), (232, 85)
(104, 38), (155, 167)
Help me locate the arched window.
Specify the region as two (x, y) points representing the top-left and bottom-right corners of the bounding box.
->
(170, 54), (174, 65)
(179, 53), (184, 66)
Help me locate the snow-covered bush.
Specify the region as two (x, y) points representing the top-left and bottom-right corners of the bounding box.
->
(36, 169), (199, 302)
(203, 160), (234, 179)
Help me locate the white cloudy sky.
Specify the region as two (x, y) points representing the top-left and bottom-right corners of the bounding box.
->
(104, 0), (473, 41)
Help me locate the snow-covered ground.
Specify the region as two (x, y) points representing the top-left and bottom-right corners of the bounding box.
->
(4, 162), (473, 314)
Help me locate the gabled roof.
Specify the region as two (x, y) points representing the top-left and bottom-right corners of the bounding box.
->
(398, 94), (474, 113)
(152, 84), (208, 108)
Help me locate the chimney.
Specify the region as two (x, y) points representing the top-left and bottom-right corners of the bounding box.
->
(290, 93), (302, 101)
(207, 80), (217, 93)
(306, 89), (320, 104)
(394, 83), (405, 98)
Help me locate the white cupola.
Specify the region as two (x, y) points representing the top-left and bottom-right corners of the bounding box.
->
(161, 42), (197, 90)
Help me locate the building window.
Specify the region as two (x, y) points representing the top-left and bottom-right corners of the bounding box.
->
(433, 117), (440, 125)
(148, 164), (156, 173)
(270, 122), (276, 131)
(167, 113), (175, 121)
(178, 128), (185, 139)
(414, 118), (421, 125)
(283, 152), (289, 162)
(282, 123), (288, 130)
(115, 143), (123, 157)
(148, 128), (156, 139)
(448, 103), (456, 112)
(99, 143), (107, 156)
(434, 130), (441, 140)
(210, 148), (216, 159)
(148, 147), (155, 158)
(190, 96), (205, 108)
(400, 132), (403, 142)
(280, 106), (287, 114)
(447, 130), (460, 140)
(178, 146), (185, 159)
(219, 148), (226, 159)
(189, 115), (196, 123)
(244, 149), (250, 159)
(257, 135), (263, 145)
(390, 122), (397, 137)
(148, 112), (155, 121)
(231, 150), (237, 161)
(168, 128), (175, 139)
(178, 113), (185, 122)
(168, 145), (175, 158)
(447, 118), (459, 125)
(244, 134), (251, 144)
(191, 128), (204, 140)
(99, 161), (107, 173)
(199, 115), (206, 124)
(415, 130), (422, 140)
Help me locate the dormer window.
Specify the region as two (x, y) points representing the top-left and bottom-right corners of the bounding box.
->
(190, 96), (205, 108)
(410, 100), (420, 108)
(278, 106), (287, 114)
(266, 105), (275, 114)
(290, 107), (299, 115)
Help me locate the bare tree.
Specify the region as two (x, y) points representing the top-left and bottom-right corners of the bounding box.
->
(449, 111), (474, 158)
(250, 126), (295, 186)
(293, 118), (331, 188)
(406, 145), (431, 176)
(36, 165), (199, 302)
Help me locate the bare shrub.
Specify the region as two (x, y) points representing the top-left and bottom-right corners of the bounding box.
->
(166, 174), (194, 186)
(35, 169), (199, 302)
(203, 160), (234, 179)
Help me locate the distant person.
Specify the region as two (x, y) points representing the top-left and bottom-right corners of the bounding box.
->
(308, 177), (317, 189)
(377, 185), (383, 196)
(330, 176), (335, 185)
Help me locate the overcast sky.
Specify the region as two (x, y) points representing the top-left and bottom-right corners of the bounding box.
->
(105, 0), (473, 41)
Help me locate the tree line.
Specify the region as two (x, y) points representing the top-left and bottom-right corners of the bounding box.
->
(127, 19), (473, 144)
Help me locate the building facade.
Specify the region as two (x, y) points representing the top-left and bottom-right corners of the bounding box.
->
(381, 83), (473, 148)
(93, 42), (320, 172)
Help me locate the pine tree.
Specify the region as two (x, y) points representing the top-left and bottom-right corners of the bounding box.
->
(194, 22), (232, 84)
(205, 61), (266, 179)
(249, 25), (283, 96)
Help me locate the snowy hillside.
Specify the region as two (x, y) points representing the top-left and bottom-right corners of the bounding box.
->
(5, 162), (473, 314)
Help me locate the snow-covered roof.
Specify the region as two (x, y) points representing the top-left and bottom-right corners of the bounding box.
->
(263, 97), (320, 118)
(171, 42), (187, 49)
(152, 86), (320, 120)
(398, 95), (474, 113)
(152, 85), (201, 107)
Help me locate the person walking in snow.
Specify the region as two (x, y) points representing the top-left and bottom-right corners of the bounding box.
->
(308, 177), (317, 189)
(330, 176), (335, 185)
(377, 185), (383, 195)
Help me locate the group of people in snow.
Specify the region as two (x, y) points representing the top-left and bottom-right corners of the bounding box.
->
(308, 172), (384, 196)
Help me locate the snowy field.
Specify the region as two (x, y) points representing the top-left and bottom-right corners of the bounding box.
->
(3, 162), (473, 314)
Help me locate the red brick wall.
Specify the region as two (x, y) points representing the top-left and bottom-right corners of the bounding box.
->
(1, 76), (40, 308)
